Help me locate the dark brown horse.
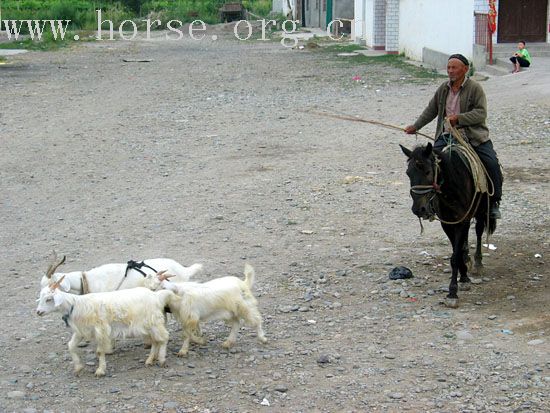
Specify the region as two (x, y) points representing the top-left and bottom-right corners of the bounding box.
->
(400, 142), (497, 307)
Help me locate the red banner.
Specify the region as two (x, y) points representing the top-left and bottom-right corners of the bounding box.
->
(488, 0), (497, 33)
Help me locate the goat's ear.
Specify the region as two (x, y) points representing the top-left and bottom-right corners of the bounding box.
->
(59, 277), (71, 292)
(400, 144), (412, 158)
(53, 292), (65, 307)
(423, 142), (433, 157)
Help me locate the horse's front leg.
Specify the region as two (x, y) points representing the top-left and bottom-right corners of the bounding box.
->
(442, 223), (469, 308)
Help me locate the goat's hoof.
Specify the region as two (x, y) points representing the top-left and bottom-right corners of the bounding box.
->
(258, 337), (268, 344)
(73, 365), (84, 375)
(177, 350), (188, 357)
(459, 282), (471, 291)
(143, 343), (152, 350)
(94, 369), (106, 377)
(444, 297), (459, 308)
(158, 360), (167, 368)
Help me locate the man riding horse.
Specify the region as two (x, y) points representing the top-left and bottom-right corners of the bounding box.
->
(404, 54), (503, 219)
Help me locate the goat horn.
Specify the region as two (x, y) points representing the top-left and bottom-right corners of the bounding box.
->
(157, 271), (175, 281)
(46, 253), (66, 278)
(51, 274), (66, 290)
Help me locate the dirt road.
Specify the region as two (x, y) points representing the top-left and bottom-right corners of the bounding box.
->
(1, 28), (548, 412)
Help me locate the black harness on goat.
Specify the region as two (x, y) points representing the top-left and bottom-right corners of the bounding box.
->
(124, 260), (158, 278)
(114, 260), (158, 290)
(62, 305), (74, 327)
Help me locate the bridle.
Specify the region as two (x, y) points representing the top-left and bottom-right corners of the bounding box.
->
(409, 155), (441, 218)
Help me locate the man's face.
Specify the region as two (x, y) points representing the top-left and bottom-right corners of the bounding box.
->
(447, 59), (468, 83)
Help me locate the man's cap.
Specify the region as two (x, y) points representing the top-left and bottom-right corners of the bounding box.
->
(448, 54), (470, 66)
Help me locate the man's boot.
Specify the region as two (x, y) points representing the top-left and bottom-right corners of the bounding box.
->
(490, 200), (501, 219)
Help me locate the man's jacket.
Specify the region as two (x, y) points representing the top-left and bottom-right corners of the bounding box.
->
(413, 78), (489, 146)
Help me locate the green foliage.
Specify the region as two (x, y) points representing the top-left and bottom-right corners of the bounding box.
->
(1, 1), (135, 33)
(0, 0), (281, 33)
(0, 29), (73, 50)
(242, 0), (271, 17)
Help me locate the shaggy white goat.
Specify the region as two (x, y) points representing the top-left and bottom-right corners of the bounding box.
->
(155, 264), (268, 357)
(39, 252), (203, 295)
(36, 276), (176, 377)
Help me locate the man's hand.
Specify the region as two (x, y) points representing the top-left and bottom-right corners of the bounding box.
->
(447, 115), (459, 126)
(404, 125), (417, 134)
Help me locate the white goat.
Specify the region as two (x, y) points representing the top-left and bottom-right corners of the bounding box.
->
(39, 252), (203, 295)
(154, 264), (268, 357)
(36, 276), (176, 377)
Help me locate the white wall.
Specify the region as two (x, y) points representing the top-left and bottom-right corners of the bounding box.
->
(272, 0), (296, 18)
(354, 0), (374, 45)
(399, 0), (475, 62)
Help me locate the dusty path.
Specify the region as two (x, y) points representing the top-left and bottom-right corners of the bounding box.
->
(1, 28), (549, 412)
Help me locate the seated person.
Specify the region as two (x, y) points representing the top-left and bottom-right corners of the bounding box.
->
(510, 41), (531, 73)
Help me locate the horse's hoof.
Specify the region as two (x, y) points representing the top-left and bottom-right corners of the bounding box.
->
(459, 282), (471, 291)
(445, 297), (459, 308)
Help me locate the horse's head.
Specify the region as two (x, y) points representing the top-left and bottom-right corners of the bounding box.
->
(400, 143), (439, 219)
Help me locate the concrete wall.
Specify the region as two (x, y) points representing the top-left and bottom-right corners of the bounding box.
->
(385, 0), (399, 52)
(399, 0), (475, 64)
(354, 0), (374, 45)
(373, 0), (385, 47)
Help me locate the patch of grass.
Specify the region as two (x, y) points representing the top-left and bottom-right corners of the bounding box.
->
(321, 44), (366, 53)
(326, 52), (445, 80)
(0, 56), (7, 63)
(0, 31), (74, 51)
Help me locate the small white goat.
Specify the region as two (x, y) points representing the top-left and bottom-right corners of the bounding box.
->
(36, 276), (176, 377)
(39, 252), (203, 295)
(154, 264), (268, 357)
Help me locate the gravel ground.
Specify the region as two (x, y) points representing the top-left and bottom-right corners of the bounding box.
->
(1, 27), (549, 412)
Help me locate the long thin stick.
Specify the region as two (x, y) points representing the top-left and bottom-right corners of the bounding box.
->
(300, 109), (435, 141)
